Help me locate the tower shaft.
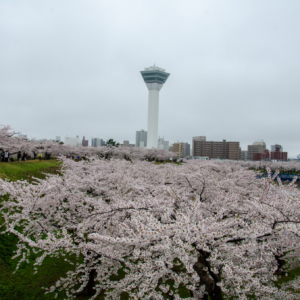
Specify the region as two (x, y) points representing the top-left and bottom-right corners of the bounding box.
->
(147, 90), (159, 149)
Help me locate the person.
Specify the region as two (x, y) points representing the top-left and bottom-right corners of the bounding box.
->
(0, 151), (4, 162)
(22, 152), (27, 161)
(5, 151), (9, 162)
(38, 153), (42, 161)
(17, 151), (22, 162)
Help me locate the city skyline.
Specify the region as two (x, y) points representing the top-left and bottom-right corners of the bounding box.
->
(1, 1), (300, 157)
(32, 132), (294, 159)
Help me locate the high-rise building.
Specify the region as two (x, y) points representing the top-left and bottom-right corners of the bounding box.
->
(193, 137), (240, 160)
(91, 138), (104, 147)
(136, 129), (147, 148)
(65, 136), (80, 147)
(55, 136), (61, 142)
(158, 136), (170, 151)
(192, 136), (206, 156)
(82, 136), (88, 147)
(140, 66), (170, 149)
(173, 142), (191, 158)
(247, 141), (266, 161)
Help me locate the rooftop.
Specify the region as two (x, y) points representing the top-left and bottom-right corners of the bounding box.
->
(144, 66), (165, 72)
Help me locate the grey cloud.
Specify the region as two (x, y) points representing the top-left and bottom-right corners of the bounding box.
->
(0, 0), (300, 156)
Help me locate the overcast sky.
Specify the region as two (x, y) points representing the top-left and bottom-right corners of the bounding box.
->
(1, 0), (300, 157)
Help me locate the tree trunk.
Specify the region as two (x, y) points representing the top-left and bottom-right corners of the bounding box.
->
(85, 269), (97, 295)
(193, 250), (223, 300)
(76, 269), (97, 296)
(274, 254), (286, 275)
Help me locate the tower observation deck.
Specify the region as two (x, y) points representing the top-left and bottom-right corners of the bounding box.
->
(140, 66), (170, 149)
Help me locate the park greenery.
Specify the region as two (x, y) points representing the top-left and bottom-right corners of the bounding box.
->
(1, 125), (300, 299)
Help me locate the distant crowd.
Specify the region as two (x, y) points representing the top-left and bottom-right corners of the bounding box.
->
(0, 151), (27, 162)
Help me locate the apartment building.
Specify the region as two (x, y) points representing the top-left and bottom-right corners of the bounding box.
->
(173, 142), (191, 158)
(192, 136), (241, 160)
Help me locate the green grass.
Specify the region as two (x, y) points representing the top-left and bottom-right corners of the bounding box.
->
(0, 160), (87, 300)
(0, 159), (62, 183)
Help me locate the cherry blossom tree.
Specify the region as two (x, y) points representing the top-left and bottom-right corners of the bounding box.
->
(1, 159), (300, 299)
(0, 125), (28, 154)
(1, 125), (176, 161)
(241, 160), (300, 173)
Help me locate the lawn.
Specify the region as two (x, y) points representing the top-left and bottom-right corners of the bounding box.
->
(0, 159), (62, 183)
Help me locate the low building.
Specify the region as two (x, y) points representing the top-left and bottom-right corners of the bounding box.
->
(253, 150), (270, 161)
(122, 140), (135, 148)
(191, 156), (209, 160)
(271, 146), (288, 161)
(253, 146), (288, 161)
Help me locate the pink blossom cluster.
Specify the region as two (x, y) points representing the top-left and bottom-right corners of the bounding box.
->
(0, 125), (28, 154)
(1, 157), (300, 299)
(241, 160), (300, 173)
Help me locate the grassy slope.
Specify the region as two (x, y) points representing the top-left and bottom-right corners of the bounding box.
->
(0, 161), (299, 299)
(0, 159), (62, 182)
(0, 160), (93, 300)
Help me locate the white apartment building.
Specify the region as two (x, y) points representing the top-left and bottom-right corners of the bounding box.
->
(65, 136), (80, 147)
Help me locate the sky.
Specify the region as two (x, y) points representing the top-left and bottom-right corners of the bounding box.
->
(1, 0), (300, 157)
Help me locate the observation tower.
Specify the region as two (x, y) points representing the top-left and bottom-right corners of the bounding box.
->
(140, 65), (170, 149)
